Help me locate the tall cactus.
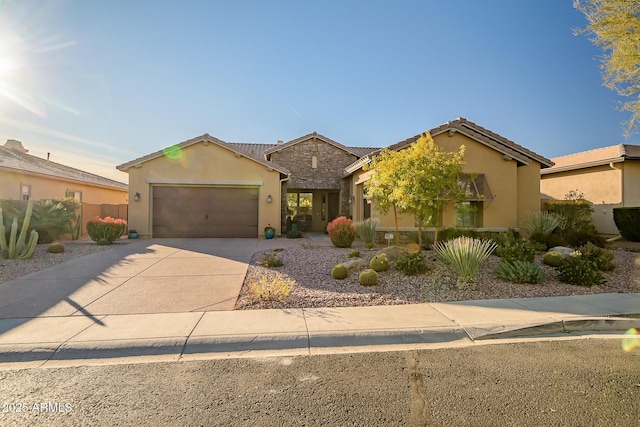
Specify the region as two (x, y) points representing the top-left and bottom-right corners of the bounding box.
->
(0, 200), (39, 259)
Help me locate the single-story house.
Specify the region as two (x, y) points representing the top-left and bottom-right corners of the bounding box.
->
(346, 118), (554, 234)
(118, 118), (553, 239)
(0, 139), (129, 236)
(540, 144), (640, 235)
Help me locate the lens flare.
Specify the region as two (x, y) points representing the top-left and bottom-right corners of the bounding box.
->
(622, 328), (640, 353)
(163, 145), (183, 162)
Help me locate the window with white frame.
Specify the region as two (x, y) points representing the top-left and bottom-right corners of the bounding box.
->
(21, 184), (31, 200)
(65, 189), (82, 201)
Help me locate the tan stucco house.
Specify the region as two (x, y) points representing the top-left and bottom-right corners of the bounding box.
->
(0, 139), (129, 237)
(119, 118), (552, 239)
(540, 144), (640, 235)
(346, 118), (554, 234)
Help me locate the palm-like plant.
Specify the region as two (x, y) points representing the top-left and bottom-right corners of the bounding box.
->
(434, 236), (497, 284)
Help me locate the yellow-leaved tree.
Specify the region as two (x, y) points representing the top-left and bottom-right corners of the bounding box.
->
(574, 0), (640, 136)
(365, 132), (469, 248)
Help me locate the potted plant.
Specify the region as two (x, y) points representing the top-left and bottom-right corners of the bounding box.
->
(128, 228), (139, 239)
(264, 224), (276, 239)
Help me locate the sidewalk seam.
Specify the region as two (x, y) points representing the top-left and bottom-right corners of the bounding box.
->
(301, 308), (312, 355)
(178, 312), (206, 360)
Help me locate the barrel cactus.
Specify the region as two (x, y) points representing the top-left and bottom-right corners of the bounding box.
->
(369, 253), (389, 272)
(359, 268), (379, 286)
(543, 251), (564, 267)
(47, 242), (65, 253)
(331, 263), (349, 280)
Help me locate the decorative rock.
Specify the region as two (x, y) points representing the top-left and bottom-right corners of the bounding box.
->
(548, 246), (576, 257)
(374, 246), (408, 262)
(342, 258), (367, 271)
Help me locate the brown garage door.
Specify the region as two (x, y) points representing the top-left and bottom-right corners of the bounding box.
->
(152, 186), (259, 238)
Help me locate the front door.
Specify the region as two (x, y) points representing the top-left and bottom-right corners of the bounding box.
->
(328, 192), (340, 222)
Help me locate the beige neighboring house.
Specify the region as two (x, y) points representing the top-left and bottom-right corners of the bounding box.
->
(345, 118), (554, 234)
(540, 144), (640, 235)
(0, 139), (129, 236)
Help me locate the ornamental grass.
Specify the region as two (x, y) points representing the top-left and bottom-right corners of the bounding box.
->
(434, 236), (497, 284)
(354, 218), (378, 248)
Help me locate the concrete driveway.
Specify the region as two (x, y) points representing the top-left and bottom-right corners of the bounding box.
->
(0, 238), (292, 318)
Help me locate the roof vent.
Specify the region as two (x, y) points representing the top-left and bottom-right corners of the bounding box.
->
(276, 140), (283, 145)
(4, 139), (28, 153)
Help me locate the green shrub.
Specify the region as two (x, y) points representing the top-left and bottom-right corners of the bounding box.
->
(494, 234), (535, 263)
(613, 207), (640, 242)
(408, 230), (435, 249)
(248, 270), (294, 302)
(273, 247), (284, 252)
(557, 256), (605, 287)
(359, 268), (379, 286)
(258, 252), (284, 267)
(327, 216), (356, 248)
(394, 251), (428, 276)
(47, 242), (65, 253)
(543, 251), (564, 267)
(286, 229), (303, 239)
(495, 260), (545, 284)
(369, 253), (389, 272)
(86, 217), (126, 245)
(354, 218), (378, 248)
(331, 264), (349, 280)
(348, 250), (361, 258)
(576, 242), (615, 271)
(529, 231), (565, 250)
(434, 237), (497, 284)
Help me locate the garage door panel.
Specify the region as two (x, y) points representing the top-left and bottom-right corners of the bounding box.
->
(153, 186), (259, 238)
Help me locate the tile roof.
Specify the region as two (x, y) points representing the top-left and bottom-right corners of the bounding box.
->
(344, 117), (554, 174)
(0, 142), (127, 190)
(116, 134), (290, 175)
(263, 132), (365, 157)
(542, 144), (640, 174)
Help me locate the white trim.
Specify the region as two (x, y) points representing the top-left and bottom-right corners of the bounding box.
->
(146, 179), (264, 186)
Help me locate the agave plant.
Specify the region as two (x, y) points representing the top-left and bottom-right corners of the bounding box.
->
(523, 212), (563, 237)
(434, 236), (497, 284)
(354, 218), (378, 248)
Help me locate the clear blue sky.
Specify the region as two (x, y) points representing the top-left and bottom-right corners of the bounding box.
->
(0, 0), (636, 183)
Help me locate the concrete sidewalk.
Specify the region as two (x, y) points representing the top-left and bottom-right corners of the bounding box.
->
(1, 293), (638, 369)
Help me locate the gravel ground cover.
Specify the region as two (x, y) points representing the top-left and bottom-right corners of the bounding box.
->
(235, 244), (640, 310)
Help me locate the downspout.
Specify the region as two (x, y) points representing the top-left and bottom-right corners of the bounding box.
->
(609, 162), (624, 206)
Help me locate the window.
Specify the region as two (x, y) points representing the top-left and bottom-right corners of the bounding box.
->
(311, 155), (318, 169)
(456, 201), (482, 228)
(65, 190), (82, 201)
(286, 192), (313, 231)
(21, 184), (31, 200)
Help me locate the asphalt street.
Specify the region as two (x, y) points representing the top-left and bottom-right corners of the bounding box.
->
(0, 338), (638, 426)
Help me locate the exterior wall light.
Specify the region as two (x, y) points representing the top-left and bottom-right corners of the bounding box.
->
(267, 194), (272, 203)
(134, 192), (140, 202)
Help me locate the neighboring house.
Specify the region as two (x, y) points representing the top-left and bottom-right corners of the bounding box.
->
(0, 139), (129, 236)
(117, 118), (552, 239)
(345, 118), (554, 234)
(540, 144), (640, 235)
(117, 133), (377, 238)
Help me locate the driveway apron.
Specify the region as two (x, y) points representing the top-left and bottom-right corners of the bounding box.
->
(0, 238), (260, 318)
